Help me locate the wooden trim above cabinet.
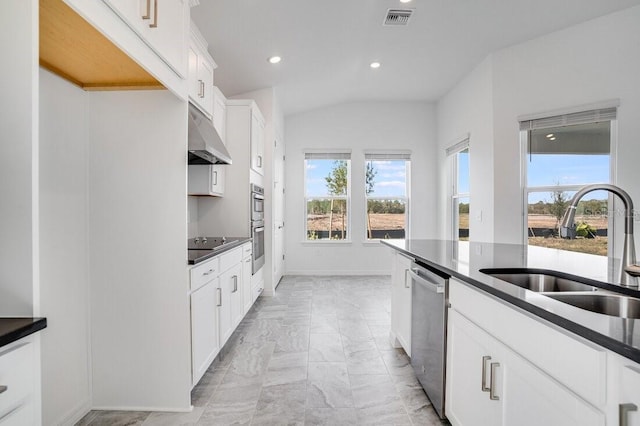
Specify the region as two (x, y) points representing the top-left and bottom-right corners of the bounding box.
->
(39, 0), (165, 91)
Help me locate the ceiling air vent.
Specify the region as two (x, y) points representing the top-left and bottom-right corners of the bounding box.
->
(383, 9), (413, 26)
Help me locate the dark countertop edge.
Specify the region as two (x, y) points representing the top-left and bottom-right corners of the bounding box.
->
(382, 241), (640, 364)
(0, 317), (47, 349)
(188, 238), (252, 265)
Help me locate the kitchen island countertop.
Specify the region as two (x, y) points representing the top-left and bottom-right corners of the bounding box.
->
(382, 239), (640, 363)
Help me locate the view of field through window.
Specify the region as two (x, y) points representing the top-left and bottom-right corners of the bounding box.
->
(305, 156), (408, 240)
(525, 121), (611, 256)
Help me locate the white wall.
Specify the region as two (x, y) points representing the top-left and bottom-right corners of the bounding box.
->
(284, 101), (437, 275)
(0, 0), (38, 316)
(39, 69), (93, 425)
(436, 57), (494, 242)
(437, 5), (640, 251)
(88, 91), (192, 410)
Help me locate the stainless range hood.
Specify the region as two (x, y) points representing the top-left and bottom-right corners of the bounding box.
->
(188, 103), (232, 165)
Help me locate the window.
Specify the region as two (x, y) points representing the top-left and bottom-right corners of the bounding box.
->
(521, 106), (616, 256)
(304, 152), (351, 241)
(447, 139), (470, 241)
(364, 152), (410, 240)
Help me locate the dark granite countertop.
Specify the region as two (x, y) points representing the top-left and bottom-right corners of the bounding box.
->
(0, 317), (47, 348)
(188, 237), (252, 265)
(382, 239), (640, 364)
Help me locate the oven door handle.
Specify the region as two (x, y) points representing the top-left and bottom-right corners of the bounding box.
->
(254, 227), (265, 233)
(254, 194), (265, 200)
(408, 268), (444, 294)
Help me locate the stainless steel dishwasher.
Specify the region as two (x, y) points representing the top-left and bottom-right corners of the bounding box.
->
(409, 261), (449, 420)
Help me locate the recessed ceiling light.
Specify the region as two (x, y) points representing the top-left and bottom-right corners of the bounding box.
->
(400, 0), (412, 3)
(370, 62), (381, 69)
(546, 133), (554, 138)
(268, 56), (281, 64)
(549, 137), (557, 141)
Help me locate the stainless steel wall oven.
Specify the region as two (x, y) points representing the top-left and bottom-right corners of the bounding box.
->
(251, 184), (265, 274)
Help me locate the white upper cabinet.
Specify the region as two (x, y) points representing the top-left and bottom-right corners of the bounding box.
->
(212, 87), (227, 143)
(250, 109), (265, 176)
(188, 22), (216, 118)
(103, 0), (188, 78)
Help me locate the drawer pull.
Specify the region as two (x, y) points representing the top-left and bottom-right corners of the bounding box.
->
(203, 269), (215, 276)
(481, 356), (491, 392)
(149, 0), (158, 28)
(620, 403), (638, 426)
(142, 0), (151, 19)
(245, 258), (251, 263)
(489, 362), (500, 401)
(0, 385), (7, 394)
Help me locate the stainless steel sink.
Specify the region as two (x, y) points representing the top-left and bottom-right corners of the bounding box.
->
(480, 269), (600, 292)
(544, 293), (640, 319)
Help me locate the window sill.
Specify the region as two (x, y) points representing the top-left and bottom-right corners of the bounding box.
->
(301, 240), (352, 245)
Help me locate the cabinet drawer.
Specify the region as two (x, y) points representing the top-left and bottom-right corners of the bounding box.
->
(242, 243), (252, 260)
(190, 258), (219, 291)
(219, 247), (242, 273)
(450, 279), (607, 407)
(0, 342), (33, 421)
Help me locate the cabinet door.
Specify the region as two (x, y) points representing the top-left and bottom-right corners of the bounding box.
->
(390, 252), (412, 353)
(212, 92), (227, 143)
(190, 281), (219, 386)
(619, 365), (640, 426)
(188, 46), (200, 106)
(242, 251), (253, 314)
(103, 0), (187, 78)
(226, 263), (244, 328)
(250, 113), (265, 175)
(209, 165), (224, 196)
(501, 345), (605, 426)
(197, 54), (214, 117)
(446, 310), (502, 426)
(217, 276), (232, 348)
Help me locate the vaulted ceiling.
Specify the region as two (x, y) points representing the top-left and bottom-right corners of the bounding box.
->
(192, 0), (640, 116)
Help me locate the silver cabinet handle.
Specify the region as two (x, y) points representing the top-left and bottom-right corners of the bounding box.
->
(142, 0), (151, 19)
(212, 170), (217, 186)
(216, 288), (222, 306)
(620, 403), (638, 426)
(149, 0), (158, 28)
(257, 155), (263, 168)
(202, 268), (215, 276)
(232, 275), (238, 292)
(0, 385), (7, 394)
(407, 268), (444, 294)
(481, 356), (491, 392)
(245, 258), (251, 263)
(403, 269), (410, 288)
(489, 362), (500, 400)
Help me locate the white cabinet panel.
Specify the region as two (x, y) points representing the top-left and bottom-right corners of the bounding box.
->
(250, 112), (265, 176)
(190, 281), (219, 386)
(103, 0), (187, 78)
(188, 165), (225, 197)
(390, 252), (412, 354)
(0, 340), (36, 425)
(217, 268), (234, 346)
(619, 364), (640, 426)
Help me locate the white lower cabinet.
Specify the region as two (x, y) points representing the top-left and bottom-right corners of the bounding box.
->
(190, 280), (219, 385)
(241, 243), (253, 313)
(189, 243), (259, 387)
(447, 309), (604, 426)
(446, 278), (606, 426)
(0, 339), (37, 426)
(390, 251), (412, 354)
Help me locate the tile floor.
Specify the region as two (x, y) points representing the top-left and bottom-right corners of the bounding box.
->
(77, 275), (449, 425)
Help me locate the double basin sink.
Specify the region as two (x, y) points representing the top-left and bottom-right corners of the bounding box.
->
(480, 269), (640, 319)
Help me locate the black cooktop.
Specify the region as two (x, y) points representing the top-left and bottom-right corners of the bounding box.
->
(188, 237), (250, 264)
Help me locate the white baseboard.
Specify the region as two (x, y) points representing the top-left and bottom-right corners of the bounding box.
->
(56, 398), (92, 426)
(90, 405), (193, 413)
(284, 270), (391, 276)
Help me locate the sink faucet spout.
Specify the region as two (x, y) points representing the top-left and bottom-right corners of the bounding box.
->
(560, 183), (638, 287)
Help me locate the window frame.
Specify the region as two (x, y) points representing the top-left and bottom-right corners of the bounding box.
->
(303, 152), (352, 243)
(520, 114), (618, 258)
(447, 138), (470, 241)
(363, 154), (411, 241)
